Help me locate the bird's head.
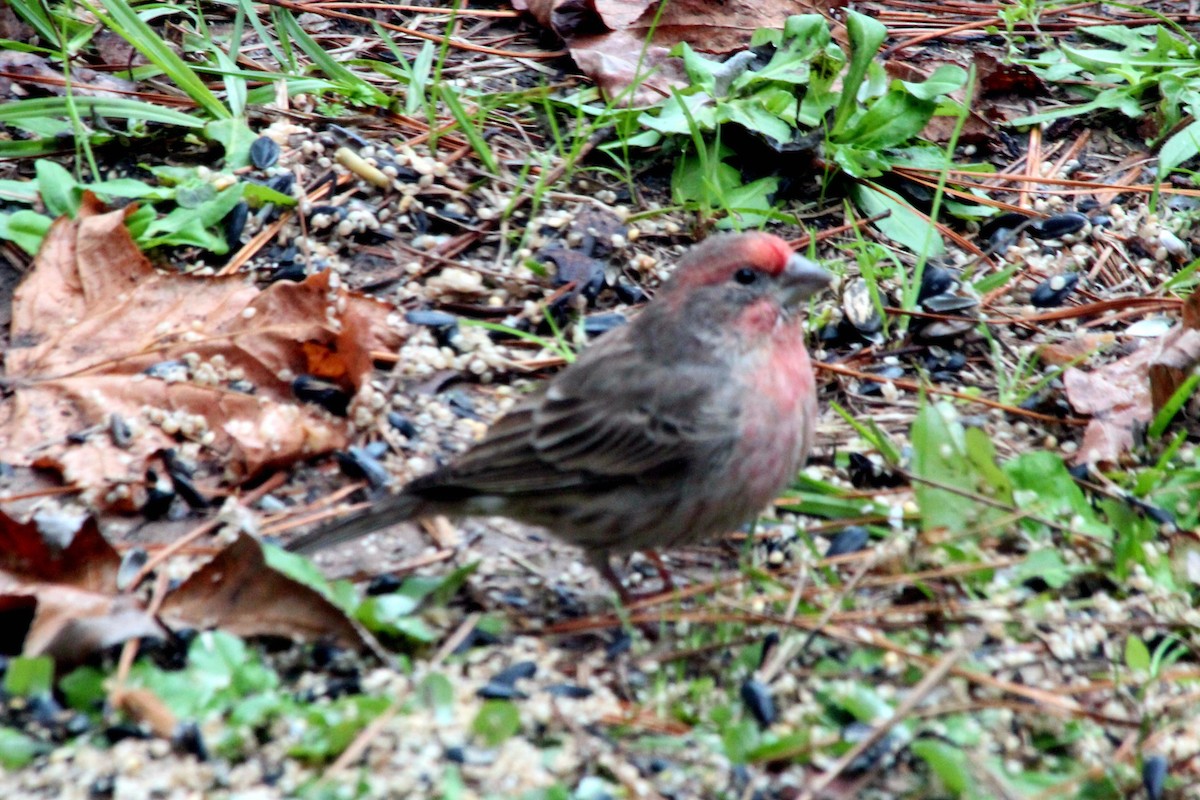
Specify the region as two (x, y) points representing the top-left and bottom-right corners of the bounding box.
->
(660, 233), (831, 330)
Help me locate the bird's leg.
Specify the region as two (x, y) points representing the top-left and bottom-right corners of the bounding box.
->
(588, 550), (637, 603)
(588, 551), (679, 603)
(644, 550), (677, 593)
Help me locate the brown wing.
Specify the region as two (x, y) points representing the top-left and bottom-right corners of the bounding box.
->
(409, 330), (739, 498)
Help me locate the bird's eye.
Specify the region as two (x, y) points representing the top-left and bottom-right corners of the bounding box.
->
(733, 267), (758, 285)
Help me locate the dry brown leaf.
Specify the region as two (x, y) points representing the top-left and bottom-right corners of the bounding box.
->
(0, 510), (119, 589)
(1064, 345), (1155, 465)
(626, 0), (825, 54)
(973, 50), (1044, 99)
(0, 194), (404, 508)
(158, 532), (385, 656)
(0, 50), (137, 98)
(521, 0), (842, 101)
(1149, 289), (1200, 413)
(0, 512), (164, 661)
(0, 511), (386, 658)
(567, 31), (685, 105)
(1037, 333), (1115, 367)
(1064, 289), (1200, 465)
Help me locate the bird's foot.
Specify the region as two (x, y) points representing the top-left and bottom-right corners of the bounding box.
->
(589, 550), (681, 605)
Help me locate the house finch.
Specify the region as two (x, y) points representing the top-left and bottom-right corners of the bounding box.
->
(288, 232), (830, 593)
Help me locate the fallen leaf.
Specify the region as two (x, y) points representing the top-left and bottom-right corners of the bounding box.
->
(568, 31), (685, 106)
(1065, 288), (1200, 464)
(1064, 345), (1155, 465)
(1037, 333), (1114, 366)
(0, 512), (164, 662)
(0, 194), (404, 508)
(1149, 290), (1200, 414)
(521, 0), (844, 102)
(0, 510), (388, 660)
(0, 510), (119, 590)
(973, 50), (1045, 99)
(158, 532), (385, 657)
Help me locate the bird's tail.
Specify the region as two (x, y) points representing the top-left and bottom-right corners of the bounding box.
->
(285, 492), (424, 554)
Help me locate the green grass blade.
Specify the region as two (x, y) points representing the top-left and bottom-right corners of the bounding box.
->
(0, 96), (205, 127)
(1148, 371), (1200, 439)
(85, 0), (229, 119)
(275, 10), (388, 106)
(439, 85), (498, 175)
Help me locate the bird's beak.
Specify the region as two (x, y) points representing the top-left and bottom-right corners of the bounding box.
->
(779, 253), (832, 306)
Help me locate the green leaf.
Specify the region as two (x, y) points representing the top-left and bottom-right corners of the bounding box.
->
(0, 178), (40, 203)
(723, 101), (795, 145)
(674, 41), (723, 91)
(242, 182), (298, 208)
(0, 210), (53, 254)
(356, 592), (422, 623)
(1004, 452), (1111, 541)
(1083, 24), (1161, 50)
(139, 184), (246, 252)
(642, 92), (717, 135)
(5, 0), (65, 50)
(1013, 548), (1076, 590)
(852, 182), (944, 256)
(60, 666), (107, 713)
(353, 565), (471, 642)
(245, 78), (351, 108)
(830, 683), (894, 722)
(911, 402), (982, 534)
(837, 88), (936, 149)
(420, 672), (457, 724)
(1159, 118), (1200, 173)
(473, 700), (521, 746)
(0, 727), (49, 768)
(289, 695), (390, 760)
(4, 656), (54, 697)
(1124, 635), (1151, 672)
(88, 177), (174, 202)
(36, 160), (81, 218)
(212, 47), (247, 118)
(204, 117), (256, 169)
(175, 180), (217, 208)
(831, 144), (893, 178)
(963, 427), (1014, 501)
(832, 10), (887, 135)
(275, 10), (388, 107)
(439, 84), (498, 174)
(721, 718), (761, 764)
(972, 263), (1019, 294)
(672, 152), (734, 207)
(780, 474), (889, 520)
(830, 401), (902, 464)
(262, 542), (349, 609)
(1101, 497), (1169, 585)
(1008, 84), (1145, 126)
(425, 562), (479, 607)
(403, 40), (436, 116)
(911, 739), (970, 793)
(902, 65), (968, 100)
(744, 731), (809, 763)
(718, 175), (780, 230)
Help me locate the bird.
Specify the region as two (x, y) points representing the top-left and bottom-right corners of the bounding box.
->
(287, 232), (831, 596)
